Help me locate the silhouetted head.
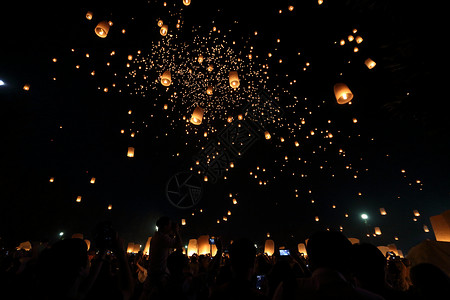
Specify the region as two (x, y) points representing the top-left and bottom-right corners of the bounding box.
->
(350, 243), (386, 288)
(229, 238), (256, 277)
(156, 216), (172, 234)
(410, 263), (450, 295)
(167, 250), (187, 276)
(306, 231), (352, 274)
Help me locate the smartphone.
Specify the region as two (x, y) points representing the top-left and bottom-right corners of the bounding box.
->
(279, 249), (290, 256)
(256, 275), (265, 290)
(209, 238), (215, 245)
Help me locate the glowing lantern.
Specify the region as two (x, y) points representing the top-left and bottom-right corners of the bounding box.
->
(183, 0), (191, 5)
(127, 147), (135, 157)
(211, 244), (217, 256)
(429, 210), (450, 242)
(233, 198), (237, 204)
(133, 244), (141, 253)
(157, 20), (164, 27)
(86, 11), (93, 20)
(264, 131), (271, 140)
(160, 24), (168, 36)
(380, 208), (387, 215)
(206, 86), (213, 95)
(181, 219), (186, 226)
(76, 196), (82, 202)
(207, 64), (214, 72)
(315, 216), (319, 222)
(348, 35), (354, 42)
(84, 240), (90, 250)
(95, 21), (110, 38)
(364, 58), (376, 69)
(198, 235), (210, 255)
(160, 70), (172, 86)
(107, 204), (112, 210)
(198, 54), (204, 63)
(49, 177), (54, 183)
(90, 177), (96, 184)
(17, 241), (32, 251)
(23, 84), (30, 91)
(144, 237), (152, 255)
(187, 239), (198, 256)
(356, 36), (363, 44)
(297, 243), (307, 256)
(413, 210), (420, 217)
(264, 239), (275, 256)
(190, 106), (204, 125)
(127, 242), (134, 253)
(229, 71), (240, 89)
(334, 83), (353, 104)
(348, 238), (360, 245)
(375, 227), (382, 235)
(423, 225), (430, 232)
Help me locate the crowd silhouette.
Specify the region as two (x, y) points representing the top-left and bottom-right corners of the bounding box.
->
(1, 216), (449, 300)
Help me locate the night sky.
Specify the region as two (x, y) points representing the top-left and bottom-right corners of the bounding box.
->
(1, 0), (448, 253)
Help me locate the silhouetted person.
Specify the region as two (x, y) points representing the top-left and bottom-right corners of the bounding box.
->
(409, 263), (450, 299)
(273, 231), (384, 300)
(210, 238), (268, 300)
(140, 216), (182, 300)
(350, 243), (408, 299)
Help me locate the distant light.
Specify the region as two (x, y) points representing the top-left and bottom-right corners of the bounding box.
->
(361, 213), (368, 220)
(59, 232), (64, 236)
(0, 80), (5, 86)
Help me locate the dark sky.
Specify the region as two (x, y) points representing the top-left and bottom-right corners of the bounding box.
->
(1, 0), (448, 253)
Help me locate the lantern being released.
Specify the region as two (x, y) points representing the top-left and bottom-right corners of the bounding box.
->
(160, 70), (172, 86)
(334, 83), (353, 104)
(229, 71), (240, 89)
(95, 21), (110, 38)
(264, 239), (275, 256)
(187, 239), (198, 256)
(190, 106), (204, 125)
(198, 235), (210, 255)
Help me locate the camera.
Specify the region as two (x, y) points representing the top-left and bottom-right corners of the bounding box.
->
(256, 275), (265, 290)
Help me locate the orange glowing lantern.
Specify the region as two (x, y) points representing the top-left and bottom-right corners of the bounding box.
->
(183, 0), (191, 5)
(160, 24), (168, 36)
(160, 70), (172, 86)
(206, 86), (213, 95)
(298, 243), (307, 256)
(334, 83), (353, 104)
(190, 106), (204, 125)
(264, 239), (275, 256)
(127, 147), (135, 157)
(264, 131), (271, 140)
(95, 21), (110, 38)
(229, 71), (240, 89)
(380, 208), (387, 215)
(198, 235), (210, 255)
(187, 239), (198, 256)
(143, 237), (152, 255)
(365, 58), (376, 69)
(86, 11), (93, 20)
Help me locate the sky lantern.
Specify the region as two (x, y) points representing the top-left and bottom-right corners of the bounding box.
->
(356, 36), (363, 44)
(198, 235), (210, 255)
(181, 219), (186, 226)
(127, 242), (134, 253)
(95, 21), (110, 38)
(365, 58), (376, 69)
(157, 20), (164, 27)
(374, 227), (382, 235)
(430, 210), (450, 242)
(413, 210), (420, 217)
(264, 239), (275, 256)
(380, 208), (387, 215)
(76, 196), (82, 202)
(160, 70), (172, 86)
(264, 131), (271, 140)
(187, 239), (198, 256)
(190, 106), (204, 125)
(49, 177), (54, 183)
(90, 177), (96, 184)
(198, 54), (204, 63)
(23, 84), (30, 91)
(143, 237), (152, 255)
(298, 243), (307, 256)
(334, 83), (353, 104)
(160, 24), (168, 36)
(127, 147), (135, 157)
(229, 71), (240, 89)
(206, 86), (213, 95)
(183, 0), (191, 5)
(86, 11), (93, 20)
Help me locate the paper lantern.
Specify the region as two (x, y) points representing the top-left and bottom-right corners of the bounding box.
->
(348, 238), (360, 245)
(430, 210), (450, 242)
(157, 20), (164, 27)
(334, 83), (353, 104)
(160, 24), (168, 36)
(160, 70), (172, 86)
(107, 204), (112, 210)
(90, 177), (96, 184)
(143, 237), (152, 255)
(127, 147), (135, 157)
(23, 84), (30, 91)
(264, 239), (275, 256)
(211, 244), (217, 256)
(86, 11), (93, 20)
(198, 54), (204, 63)
(187, 239), (198, 256)
(95, 21), (110, 38)
(183, 0), (191, 5)
(264, 131), (271, 140)
(413, 210), (420, 217)
(17, 241), (32, 251)
(190, 106), (204, 125)
(133, 244), (141, 253)
(127, 242), (134, 253)
(49, 177), (54, 183)
(365, 58), (376, 69)
(72, 233), (84, 239)
(84, 240), (90, 251)
(198, 235), (210, 255)
(206, 86), (213, 95)
(380, 208), (387, 215)
(181, 219), (186, 226)
(229, 71), (240, 89)
(423, 225), (430, 232)
(374, 227), (382, 235)
(76, 196), (82, 202)
(356, 36), (363, 44)
(297, 243), (307, 256)
(207, 64), (214, 72)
